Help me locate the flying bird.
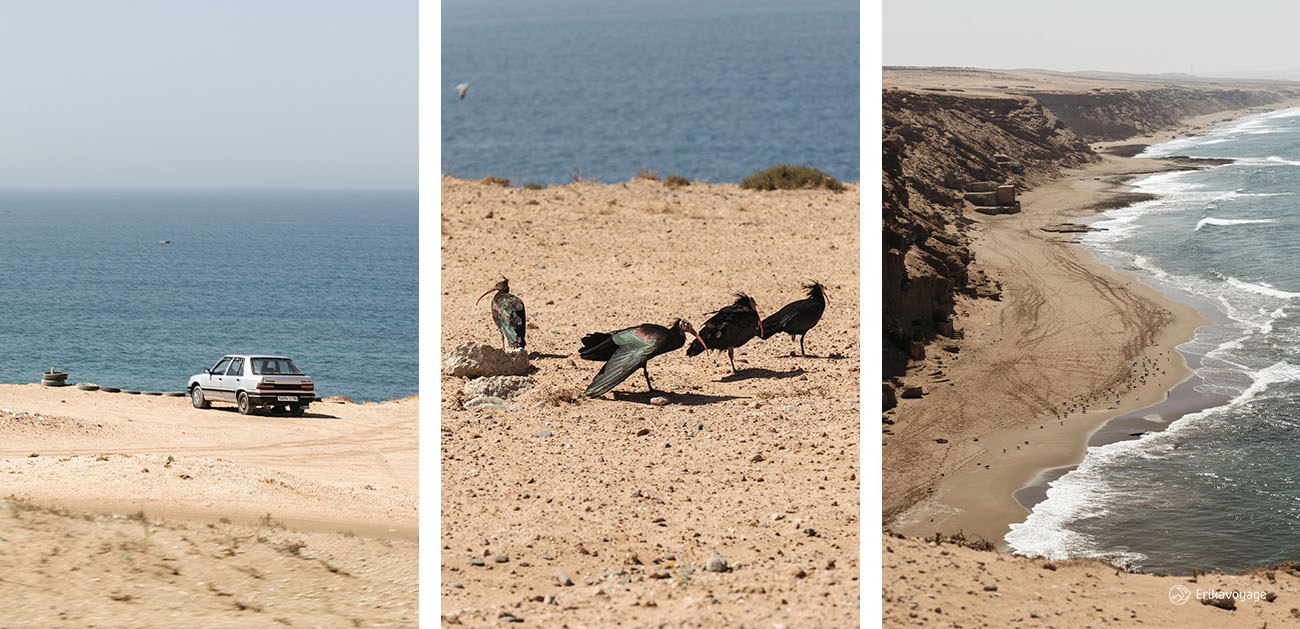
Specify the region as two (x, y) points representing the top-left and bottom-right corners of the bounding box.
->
(760, 281), (828, 356)
(579, 319), (706, 398)
(476, 278), (526, 349)
(686, 294), (763, 372)
(456, 83), (469, 99)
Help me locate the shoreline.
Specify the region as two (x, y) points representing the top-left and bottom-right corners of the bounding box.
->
(886, 98), (1300, 553)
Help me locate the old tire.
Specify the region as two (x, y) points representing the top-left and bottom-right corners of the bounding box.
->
(191, 387), (209, 409)
(237, 392), (253, 415)
(76, 383), (100, 391)
(101, 386), (121, 393)
(124, 390), (141, 395)
(143, 391), (161, 396)
(164, 391), (185, 397)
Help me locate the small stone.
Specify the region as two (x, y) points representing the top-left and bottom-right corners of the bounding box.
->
(555, 572), (573, 586)
(450, 582), (464, 589)
(468, 557), (486, 566)
(544, 594), (556, 604)
(983, 584), (998, 592)
(636, 428), (650, 436)
(803, 528), (818, 537)
(649, 396), (669, 407)
(751, 454), (764, 463)
(793, 569), (807, 579)
(705, 557), (729, 573)
(662, 442), (671, 448)
(534, 430), (552, 437)
(498, 612), (524, 623)
(493, 554), (509, 563)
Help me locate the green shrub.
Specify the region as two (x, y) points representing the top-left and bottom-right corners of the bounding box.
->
(665, 174), (690, 188)
(740, 164), (845, 192)
(636, 165), (661, 181)
(523, 181), (546, 190)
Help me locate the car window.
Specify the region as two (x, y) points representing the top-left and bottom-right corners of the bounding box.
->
(227, 358), (244, 376)
(212, 358), (231, 375)
(253, 358), (304, 375)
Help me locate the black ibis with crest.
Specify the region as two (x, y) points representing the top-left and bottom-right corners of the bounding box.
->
(579, 319), (706, 398)
(685, 293), (763, 372)
(476, 278), (526, 349)
(760, 281), (827, 356)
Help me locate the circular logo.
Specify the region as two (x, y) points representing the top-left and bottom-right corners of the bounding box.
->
(1169, 584), (1191, 605)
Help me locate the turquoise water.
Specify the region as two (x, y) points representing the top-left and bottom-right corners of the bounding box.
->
(1007, 108), (1300, 573)
(441, 0), (859, 186)
(0, 190), (416, 402)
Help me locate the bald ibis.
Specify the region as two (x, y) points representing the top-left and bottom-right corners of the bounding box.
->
(579, 319), (706, 398)
(760, 281), (827, 356)
(476, 278), (526, 349)
(686, 294), (763, 372)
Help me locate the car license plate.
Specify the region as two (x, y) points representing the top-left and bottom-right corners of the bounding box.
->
(277, 396), (297, 402)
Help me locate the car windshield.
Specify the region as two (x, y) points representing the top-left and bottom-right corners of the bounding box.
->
(251, 358), (304, 376)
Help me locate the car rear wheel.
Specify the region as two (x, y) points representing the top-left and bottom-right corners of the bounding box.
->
(191, 386), (210, 409)
(289, 404), (306, 417)
(237, 392), (253, 415)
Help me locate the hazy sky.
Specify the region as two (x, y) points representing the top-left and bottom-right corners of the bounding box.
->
(884, 0), (1300, 80)
(0, 1), (414, 189)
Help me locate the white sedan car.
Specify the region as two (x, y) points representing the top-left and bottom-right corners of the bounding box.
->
(188, 355), (317, 416)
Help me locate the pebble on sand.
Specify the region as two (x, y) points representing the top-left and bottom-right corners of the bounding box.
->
(705, 557), (729, 573)
(554, 572), (574, 587)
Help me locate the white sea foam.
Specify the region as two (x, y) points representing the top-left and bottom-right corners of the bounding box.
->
(1194, 217), (1277, 231)
(1224, 276), (1300, 299)
(1005, 361), (1300, 562)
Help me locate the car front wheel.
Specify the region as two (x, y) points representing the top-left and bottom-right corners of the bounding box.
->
(191, 386), (210, 409)
(237, 392), (253, 415)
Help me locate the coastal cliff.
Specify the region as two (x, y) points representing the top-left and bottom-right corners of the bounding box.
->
(882, 70), (1298, 379)
(882, 89), (1095, 376)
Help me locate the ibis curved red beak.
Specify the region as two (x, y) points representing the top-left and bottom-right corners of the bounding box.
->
(750, 298), (764, 338)
(476, 288), (496, 305)
(683, 322), (707, 351)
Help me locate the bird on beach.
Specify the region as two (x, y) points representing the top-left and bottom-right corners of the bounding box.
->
(456, 83), (469, 99)
(579, 319), (706, 398)
(686, 294), (764, 373)
(759, 281), (828, 356)
(476, 278), (526, 349)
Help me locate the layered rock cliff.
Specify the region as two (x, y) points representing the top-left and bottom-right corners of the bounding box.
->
(1032, 88), (1282, 141)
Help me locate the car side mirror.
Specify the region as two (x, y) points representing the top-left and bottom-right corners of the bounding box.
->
(205, 369), (212, 375)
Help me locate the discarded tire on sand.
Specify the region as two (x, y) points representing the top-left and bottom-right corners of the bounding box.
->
(76, 383), (100, 391)
(163, 391), (185, 397)
(123, 390), (141, 395)
(100, 386), (121, 393)
(143, 391), (162, 396)
(40, 370), (69, 387)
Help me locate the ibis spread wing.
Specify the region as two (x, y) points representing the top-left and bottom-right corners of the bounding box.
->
(585, 328), (657, 397)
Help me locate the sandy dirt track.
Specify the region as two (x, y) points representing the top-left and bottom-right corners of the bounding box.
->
(440, 176), (860, 626)
(0, 385), (416, 624)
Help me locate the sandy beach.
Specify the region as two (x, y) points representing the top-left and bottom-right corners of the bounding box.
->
(0, 385), (417, 624)
(440, 176), (860, 626)
(885, 153), (1211, 545)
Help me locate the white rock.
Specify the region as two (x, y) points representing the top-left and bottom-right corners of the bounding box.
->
(442, 341), (530, 378)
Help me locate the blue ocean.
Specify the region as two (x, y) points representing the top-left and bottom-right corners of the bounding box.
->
(0, 190), (417, 402)
(1006, 107), (1300, 573)
(441, 0), (859, 186)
